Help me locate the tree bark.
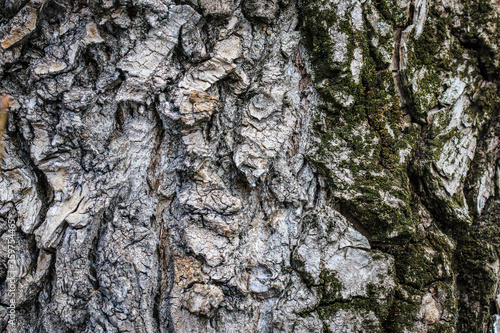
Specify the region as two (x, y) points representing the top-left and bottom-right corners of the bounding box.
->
(0, 0), (499, 332)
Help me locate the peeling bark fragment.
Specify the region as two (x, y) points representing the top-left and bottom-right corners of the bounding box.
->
(179, 90), (218, 125)
(183, 283), (224, 317)
(0, 0), (46, 50)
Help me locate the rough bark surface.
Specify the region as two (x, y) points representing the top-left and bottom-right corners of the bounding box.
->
(0, 0), (499, 332)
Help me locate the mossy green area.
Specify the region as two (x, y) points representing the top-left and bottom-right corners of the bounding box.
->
(300, 0), (423, 328)
(455, 202), (500, 332)
(427, 323), (455, 333)
(464, 82), (500, 217)
(300, 0), (500, 331)
(315, 273), (393, 319)
(317, 270), (343, 303)
(294, 258), (395, 331)
(405, 0), (500, 231)
(402, 3), (470, 123)
(302, 0), (419, 243)
(314, 281), (393, 332)
(382, 293), (421, 332)
(382, 229), (457, 331)
(371, 0), (406, 26)
(458, 0), (500, 79)
(390, 239), (452, 290)
(451, 5), (500, 323)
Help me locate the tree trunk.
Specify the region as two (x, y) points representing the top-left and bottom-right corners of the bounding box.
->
(0, 0), (499, 332)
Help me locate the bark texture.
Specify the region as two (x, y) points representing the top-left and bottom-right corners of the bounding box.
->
(0, 0), (499, 332)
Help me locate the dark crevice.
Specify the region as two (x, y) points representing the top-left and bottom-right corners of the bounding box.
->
(333, 201), (374, 245)
(153, 280), (161, 331)
(0, 0), (30, 22)
(391, 0), (415, 119)
(162, 252), (176, 333)
(41, 251), (57, 304)
(88, 209), (107, 292)
(146, 97), (166, 192)
(455, 37), (496, 82)
(153, 216), (164, 331)
(6, 110), (54, 234)
(40, 0), (67, 26)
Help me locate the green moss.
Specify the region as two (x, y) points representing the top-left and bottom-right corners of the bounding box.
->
(433, 281), (458, 323)
(360, 59), (405, 171)
(411, 76), (498, 230)
(373, 0), (407, 26)
(382, 296), (421, 332)
(389, 239), (452, 290)
(381, 229), (458, 332)
(463, 83), (499, 217)
(455, 202), (500, 332)
(402, 3), (472, 123)
(409, 7), (451, 69)
(306, 27), (418, 241)
(300, 1), (496, 331)
(366, 283), (394, 320)
(428, 322), (455, 333)
(318, 270), (343, 303)
(458, 0), (500, 76)
(317, 299), (384, 332)
(301, 0), (435, 247)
